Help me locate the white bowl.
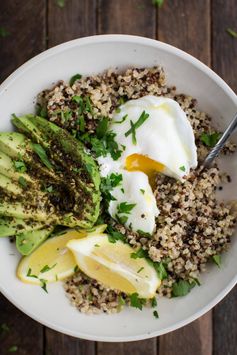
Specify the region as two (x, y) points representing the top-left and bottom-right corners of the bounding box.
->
(0, 35), (237, 342)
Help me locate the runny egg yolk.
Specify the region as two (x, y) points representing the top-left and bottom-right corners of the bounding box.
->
(125, 154), (165, 186)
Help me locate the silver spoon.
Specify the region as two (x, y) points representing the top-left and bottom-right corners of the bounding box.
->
(202, 112), (237, 168)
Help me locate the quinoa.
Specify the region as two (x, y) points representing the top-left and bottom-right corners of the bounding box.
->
(39, 67), (236, 313)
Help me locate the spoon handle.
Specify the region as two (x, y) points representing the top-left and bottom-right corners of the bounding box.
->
(203, 112), (237, 168)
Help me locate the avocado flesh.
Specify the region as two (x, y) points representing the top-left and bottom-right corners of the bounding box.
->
(12, 115), (101, 226)
(16, 226), (54, 255)
(0, 201), (92, 228)
(0, 150), (34, 184)
(0, 173), (23, 195)
(0, 217), (44, 238)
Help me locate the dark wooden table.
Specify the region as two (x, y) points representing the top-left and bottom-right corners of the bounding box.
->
(0, 1), (236, 354)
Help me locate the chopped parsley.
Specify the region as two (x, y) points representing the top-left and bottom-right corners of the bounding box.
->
(153, 310), (159, 319)
(137, 266), (144, 273)
(179, 165), (185, 172)
(153, 262), (168, 280)
(72, 95), (83, 104)
(0, 27), (10, 38)
(85, 96), (93, 113)
(36, 103), (48, 118)
(42, 185), (54, 193)
(74, 265), (79, 273)
(60, 109), (72, 122)
(8, 346), (18, 353)
(40, 264), (57, 273)
(140, 189), (145, 194)
(152, 0), (164, 7)
(212, 254), (221, 268)
(117, 202), (136, 214)
(0, 323), (10, 335)
(76, 115), (85, 132)
(137, 230), (152, 238)
(13, 160), (27, 173)
(69, 73), (82, 86)
(118, 295), (126, 306)
(94, 244), (100, 247)
(151, 297), (157, 308)
(129, 293), (146, 310)
(96, 117), (109, 138)
(18, 176), (28, 189)
(121, 188), (125, 193)
(200, 132), (221, 147)
(226, 28), (237, 38)
(104, 131), (123, 160)
(32, 143), (53, 170)
(115, 214), (128, 225)
(118, 96), (128, 105)
(27, 268), (38, 278)
(40, 279), (48, 293)
(114, 114), (128, 124)
(130, 248), (148, 259)
(172, 280), (195, 297)
(107, 225), (126, 243)
(125, 111), (149, 144)
(100, 173), (123, 203)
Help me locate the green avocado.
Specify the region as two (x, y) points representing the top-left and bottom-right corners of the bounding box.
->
(16, 226), (54, 255)
(0, 217), (44, 238)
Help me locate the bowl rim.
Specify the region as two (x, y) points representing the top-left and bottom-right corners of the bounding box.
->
(0, 34), (237, 342)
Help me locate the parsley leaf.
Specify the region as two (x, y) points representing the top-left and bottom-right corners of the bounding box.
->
(140, 189), (145, 194)
(118, 295), (126, 306)
(36, 103), (48, 118)
(96, 117), (109, 139)
(100, 173), (123, 203)
(8, 345), (18, 353)
(107, 225), (126, 243)
(115, 214), (128, 225)
(42, 185), (54, 193)
(117, 202), (136, 214)
(125, 111), (149, 145)
(40, 279), (48, 293)
(27, 268), (38, 278)
(18, 176), (28, 189)
(153, 310), (159, 319)
(104, 131), (123, 160)
(40, 264), (57, 273)
(74, 265), (79, 273)
(179, 165), (185, 172)
(114, 114), (128, 124)
(0, 27), (10, 38)
(32, 143), (53, 170)
(56, 0), (66, 7)
(153, 262), (168, 280)
(200, 132), (221, 147)
(129, 293), (146, 310)
(72, 95), (83, 104)
(130, 248), (148, 259)
(0, 323), (10, 335)
(226, 28), (237, 38)
(69, 73), (82, 86)
(212, 254), (221, 268)
(151, 297), (157, 308)
(172, 280), (195, 297)
(137, 266), (144, 273)
(13, 160), (27, 173)
(152, 0), (164, 7)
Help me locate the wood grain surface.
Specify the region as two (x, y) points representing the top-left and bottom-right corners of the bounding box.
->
(0, 1), (236, 354)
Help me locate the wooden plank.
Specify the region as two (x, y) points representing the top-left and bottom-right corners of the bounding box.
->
(97, 0), (157, 353)
(158, 0), (211, 65)
(0, 0), (46, 82)
(212, 0), (237, 92)
(45, 329), (95, 355)
(47, 0), (97, 47)
(45, 1), (97, 353)
(212, 1), (237, 354)
(97, 340), (157, 355)
(98, 0), (156, 38)
(159, 311), (212, 355)
(0, 294), (43, 355)
(158, 1), (212, 354)
(0, 1), (45, 354)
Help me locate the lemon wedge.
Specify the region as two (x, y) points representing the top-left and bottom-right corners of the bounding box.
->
(67, 234), (160, 298)
(17, 225), (107, 285)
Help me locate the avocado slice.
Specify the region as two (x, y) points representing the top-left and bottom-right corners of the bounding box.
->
(12, 115), (101, 226)
(0, 173), (23, 195)
(16, 226), (54, 255)
(0, 217), (44, 238)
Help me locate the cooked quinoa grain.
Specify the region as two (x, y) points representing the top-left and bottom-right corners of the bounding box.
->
(40, 67), (236, 314)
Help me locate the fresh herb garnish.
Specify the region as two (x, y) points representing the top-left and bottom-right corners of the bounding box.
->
(0, 27), (10, 38)
(114, 114), (128, 124)
(32, 143), (53, 170)
(140, 189), (145, 194)
(13, 160), (27, 173)
(72, 95), (83, 104)
(152, 0), (164, 7)
(137, 266), (144, 273)
(36, 103), (48, 118)
(18, 176), (28, 189)
(27, 268), (38, 278)
(40, 279), (48, 293)
(200, 132), (221, 147)
(172, 280), (195, 297)
(107, 225), (126, 243)
(226, 28), (237, 38)
(151, 297), (157, 308)
(42, 185), (54, 193)
(118, 96), (128, 105)
(125, 111), (149, 144)
(0, 323), (10, 335)
(130, 248), (148, 259)
(137, 230), (152, 238)
(104, 131), (123, 160)
(69, 73), (82, 86)
(153, 310), (159, 319)
(94, 244), (100, 247)
(117, 202), (136, 214)
(153, 262), (168, 280)
(100, 173), (122, 202)
(179, 165), (185, 172)
(96, 117), (109, 139)
(212, 254), (221, 268)
(129, 292), (146, 310)
(8, 345), (18, 353)
(40, 264), (57, 273)
(76, 115), (85, 132)
(118, 295), (126, 306)
(115, 214), (128, 225)
(85, 96), (93, 113)
(60, 109), (72, 122)
(74, 265), (79, 273)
